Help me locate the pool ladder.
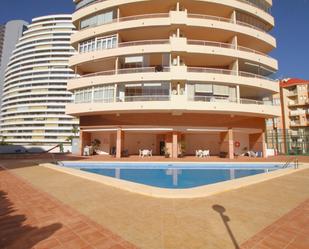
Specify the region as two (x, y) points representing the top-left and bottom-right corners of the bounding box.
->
(282, 157), (299, 169)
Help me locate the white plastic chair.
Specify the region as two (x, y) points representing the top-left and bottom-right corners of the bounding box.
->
(202, 150), (210, 157)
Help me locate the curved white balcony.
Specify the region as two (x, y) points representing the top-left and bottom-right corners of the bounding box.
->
(66, 94), (281, 118)
(67, 66), (278, 93)
(9, 46), (73, 62)
(7, 51), (74, 68)
(4, 68), (73, 83)
(73, 0), (273, 26)
(70, 38), (277, 70)
(15, 36), (71, 50)
(71, 11), (275, 50)
(0, 114), (73, 122)
(4, 73), (74, 88)
(5, 57), (71, 73)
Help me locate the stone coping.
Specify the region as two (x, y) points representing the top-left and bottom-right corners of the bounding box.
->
(41, 163), (308, 199)
(61, 161), (285, 164)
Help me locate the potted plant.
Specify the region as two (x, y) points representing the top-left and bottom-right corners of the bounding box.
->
(179, 141), (186, 158)
(163, 146), (170, 158)
(91, 139), (101, 154)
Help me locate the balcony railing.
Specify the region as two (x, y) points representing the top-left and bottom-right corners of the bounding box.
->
(118, 39), (170, 47)
(82, 67), (170, 78)
(79, 38), (269, 59)
(190, 96), (274, 106)
(79, 11), (269, 35)
(289, 100), (309, 106)
(77, 66), (275, 82)
(187, 67), (236, 75)
(290, 110), (306, 116)
(187, 40), (235, 49)
(187, 13), (232, 23)
(76, 0), (271, 14)
(117, 95), (170, 102)
(187, 67), (276, 81)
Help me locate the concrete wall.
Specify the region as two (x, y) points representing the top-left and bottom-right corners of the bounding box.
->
(91, 132), (113, 155)
(186, 133), (220, 155)
(0, 145), (72, 154)
(234, 132), (249, 155)
(124, 133), (157, 155)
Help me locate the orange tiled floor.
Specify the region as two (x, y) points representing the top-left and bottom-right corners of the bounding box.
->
(0, 168), (138, 249)
(241, 199), (309, 249)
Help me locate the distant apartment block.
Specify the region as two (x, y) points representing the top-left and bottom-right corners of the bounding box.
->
(266, 78), (309, 155)
(0, 15), (78, 150)
(0, 20), (28, 109)
(280, 78), (309, 132)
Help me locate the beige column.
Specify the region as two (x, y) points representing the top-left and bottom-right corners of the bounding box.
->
(220, 129), (234, 159)
(249, 132), (267, 158)
(80, 130), (91, 156)
(228, 129), (234, 159)
(116, 128), (124, 158)
(172, 132), (179, 159)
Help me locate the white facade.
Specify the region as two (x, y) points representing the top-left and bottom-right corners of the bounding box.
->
(0, 15), (78, 147)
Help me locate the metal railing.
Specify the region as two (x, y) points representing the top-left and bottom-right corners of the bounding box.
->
(79, 38), (269, 59)
(76, 0), (271, 14)
(187, 67), (236, 75)
(78, 66), (275, 82)
(190, 96), (273, 106)
(187, 67), (276, 81)
(237, 45), (269, 57)
(187, 13), (232, 23)
(79, 11), (269, 34)
(187, 40), (235, 49)
(117, 95), (170, 102)
(118, 39), (170, 47)
(236, 20), (267, 33)
(282, 157), (299, 169)
(81, 67), (170, 78)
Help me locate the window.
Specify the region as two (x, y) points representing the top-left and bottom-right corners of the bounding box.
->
(79, 35), (117, 53)
(80, 10), (115, 29)
(74, 88), (92, 103)
(93, 85), (115, 102)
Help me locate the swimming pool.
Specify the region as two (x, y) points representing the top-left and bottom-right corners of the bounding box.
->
(61, 162), (283, 189)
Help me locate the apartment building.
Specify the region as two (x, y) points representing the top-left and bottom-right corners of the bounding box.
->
(280, 78), (309, 154)
(67, 0), (280, 158)
(0, 15), (78, 150)
(0, 20), (28, 109)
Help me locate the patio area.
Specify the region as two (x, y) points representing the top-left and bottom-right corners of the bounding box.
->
(0, 154), (309, 249)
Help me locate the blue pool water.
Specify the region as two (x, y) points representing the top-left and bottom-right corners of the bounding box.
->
(61, 162), (283, 189)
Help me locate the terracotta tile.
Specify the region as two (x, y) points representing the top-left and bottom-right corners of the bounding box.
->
(34, 238), (61, 249)
(0, 168), (137, 249)
(80, 229), (106, 243)
(109, 244), (127, 249)
(56, 230), (80, 243)
(242, 199), (309, 249)
(61, 237), (90, 249)
(92, 236), (118, 249)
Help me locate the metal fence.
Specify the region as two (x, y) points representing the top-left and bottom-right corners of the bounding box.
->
(266, 129), (309, 155)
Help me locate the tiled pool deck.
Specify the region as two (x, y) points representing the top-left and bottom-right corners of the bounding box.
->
(241, 199), (309, 249)
(0, 168), (137, 249)
(0, 155), (309, 249)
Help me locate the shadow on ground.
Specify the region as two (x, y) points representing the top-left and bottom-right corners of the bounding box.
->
(213, 204), (240, 249)
(0, 190), (62, 249)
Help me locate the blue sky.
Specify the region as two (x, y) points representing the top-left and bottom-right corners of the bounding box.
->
(1, 0), (309, 79)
